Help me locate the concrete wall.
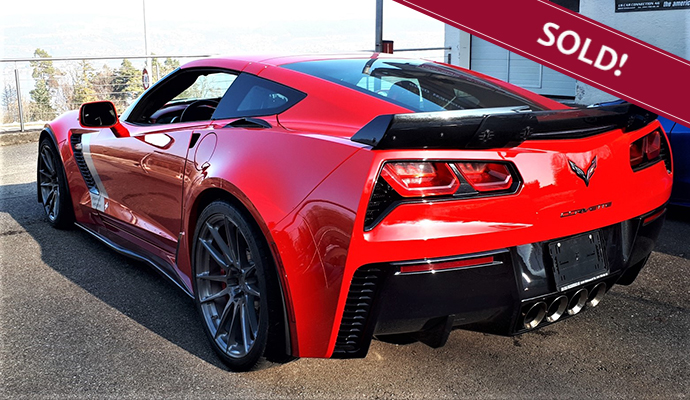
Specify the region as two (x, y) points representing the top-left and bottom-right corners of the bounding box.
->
(576, 1), (690, 104)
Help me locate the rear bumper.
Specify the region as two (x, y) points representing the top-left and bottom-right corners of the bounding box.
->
(331, 207), (665, 358)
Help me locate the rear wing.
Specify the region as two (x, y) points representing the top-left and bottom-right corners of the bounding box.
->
(351, 103), (657, 150)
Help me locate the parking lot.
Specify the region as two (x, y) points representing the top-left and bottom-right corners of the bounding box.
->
(1, 141), (688, 399)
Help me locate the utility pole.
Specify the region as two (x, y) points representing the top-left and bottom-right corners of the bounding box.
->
(375, 0), (383, 52)
(143, 0), (150, 71)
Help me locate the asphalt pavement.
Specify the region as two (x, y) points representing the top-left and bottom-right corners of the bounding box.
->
(1, 141), (688, 399)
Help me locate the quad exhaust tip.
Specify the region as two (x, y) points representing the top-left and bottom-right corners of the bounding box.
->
(523, 301), (547, 329)
(522, 282), (607, 330)
(567, 288), (589, 315)
(587, 282), (607, 308)
(546, 295), (568, 323)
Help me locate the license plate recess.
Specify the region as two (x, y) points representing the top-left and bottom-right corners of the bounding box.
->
(548, 231), (608, 291)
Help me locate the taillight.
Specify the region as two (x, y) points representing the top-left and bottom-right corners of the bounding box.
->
(644, 130), (661, 160)
(630, 140), (644, 167)
(455, 162), (513, 192)
(365, 160), (521, 230)
(381, 162), (459, 197)
(630, 128), (667, 171)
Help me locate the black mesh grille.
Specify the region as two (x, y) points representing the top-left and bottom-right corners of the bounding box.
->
(332, 266), (386, 357)
(364, 178), (402, 230)
(70, 134), (97, 191)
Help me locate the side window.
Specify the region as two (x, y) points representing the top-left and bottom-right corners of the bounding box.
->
(212, 73), (306, 119)
(173, 73), (236, 102)
(237, 87), (288, 112)
(123, 69), (238, 125)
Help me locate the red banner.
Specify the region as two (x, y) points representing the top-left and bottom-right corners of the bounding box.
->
(393, 0), (690, 126)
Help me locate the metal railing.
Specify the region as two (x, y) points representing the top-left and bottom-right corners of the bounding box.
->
(1, 54), (212, 133)
(0, 49), (449, 134)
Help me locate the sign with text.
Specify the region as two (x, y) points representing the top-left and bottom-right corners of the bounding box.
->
(615, 1), (690, 13)
(393, 0), (690, 126)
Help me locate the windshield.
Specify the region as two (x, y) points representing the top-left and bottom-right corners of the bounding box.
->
(283, 58), (543, 112)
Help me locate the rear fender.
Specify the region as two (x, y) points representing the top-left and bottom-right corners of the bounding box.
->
(181, 178), (298, 358)
(180, 128), (364, 357)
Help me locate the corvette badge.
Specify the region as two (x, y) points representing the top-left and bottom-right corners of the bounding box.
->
(568, 156), (597, 187)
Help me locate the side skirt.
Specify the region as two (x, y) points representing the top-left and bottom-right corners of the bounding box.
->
(75, 222), (194, 298)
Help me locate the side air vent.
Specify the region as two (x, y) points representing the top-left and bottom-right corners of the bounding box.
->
(332, 266), (387, 358)
(70, 134), (98, 192)
(364, 178), (402, 231)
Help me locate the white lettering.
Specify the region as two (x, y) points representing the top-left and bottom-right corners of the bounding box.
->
(537, 23), (627, 76)
(578, 38), (594, 65)
(537, 22), (560, 47)
(594, 45), (618, 71)
(557, 30), (581, 55)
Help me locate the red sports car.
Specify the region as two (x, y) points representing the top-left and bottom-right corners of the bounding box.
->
(37, 54), (672, 371)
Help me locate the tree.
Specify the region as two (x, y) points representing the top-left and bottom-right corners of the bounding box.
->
(1, 84), (17, 108)
(111, 59), (142, 110)
(91, 64), (115, 101)
(29, 48), (59, 121)
(151, 56), (180, 82)
(71, 60), (96, 107)
(163, 58), (180, 75)
(30, 48), (60, 88)
(30, 80), (54, 121)
(1, 84), (19, 124)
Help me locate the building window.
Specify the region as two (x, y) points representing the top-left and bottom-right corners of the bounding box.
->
(550, 0), (580, 12)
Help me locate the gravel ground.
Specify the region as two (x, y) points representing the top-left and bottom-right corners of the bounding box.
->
(1, 141), (688, 399)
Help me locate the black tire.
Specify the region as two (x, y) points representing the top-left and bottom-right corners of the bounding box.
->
(191, 200), (278, 371)
(37, 136), (74, 229)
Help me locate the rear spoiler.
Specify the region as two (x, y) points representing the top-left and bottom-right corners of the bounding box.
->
(351, 103), (657, 150)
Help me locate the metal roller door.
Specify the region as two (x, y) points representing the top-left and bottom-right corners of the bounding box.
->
(470, 36), (576, 97)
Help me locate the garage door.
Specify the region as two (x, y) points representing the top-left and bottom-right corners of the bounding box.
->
(470, 36), (576, 97)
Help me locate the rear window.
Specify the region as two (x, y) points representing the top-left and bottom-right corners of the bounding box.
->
(283, 58), (542, 112)
(212, 73), (306, 119)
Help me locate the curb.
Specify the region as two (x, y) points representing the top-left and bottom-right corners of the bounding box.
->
(0, 130), (42, 146)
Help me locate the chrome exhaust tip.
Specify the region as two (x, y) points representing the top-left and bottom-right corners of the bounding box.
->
(587, 282), (607, 308)
(546, 295), (568, 323)
(522, 302), (547, 329)
(567, 289), (589, 315)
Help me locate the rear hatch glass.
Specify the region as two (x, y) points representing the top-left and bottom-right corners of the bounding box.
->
(283, 58), (544, 112)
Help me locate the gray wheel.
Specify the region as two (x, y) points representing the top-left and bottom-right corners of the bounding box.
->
(37, 137), (74, 229)
(192, 200), (271, 371)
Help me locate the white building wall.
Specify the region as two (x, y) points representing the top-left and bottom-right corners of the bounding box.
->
(444, 25), (471, 69)
(576, 1), (690, 105)
(443, 5), (690, 104)
(444, 27), (577, 97)
(468, 37), (577, 97)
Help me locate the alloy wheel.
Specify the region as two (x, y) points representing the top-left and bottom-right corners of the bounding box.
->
(38, 142), (60, 222)
(195, 213), (262, 359)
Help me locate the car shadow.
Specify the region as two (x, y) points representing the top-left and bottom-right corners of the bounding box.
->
(654, 205), (690, 260)
(0, 181), (228, 370)
(3, 178), (689, 377)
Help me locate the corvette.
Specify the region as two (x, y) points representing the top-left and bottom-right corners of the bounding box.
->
(37, 54), (672, 371)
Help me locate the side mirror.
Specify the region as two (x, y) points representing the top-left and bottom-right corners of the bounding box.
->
(79, 101), (118, 128)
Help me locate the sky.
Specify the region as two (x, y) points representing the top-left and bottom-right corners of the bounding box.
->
(0, 0), (445, 98)
(1, 0), (444, 59)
